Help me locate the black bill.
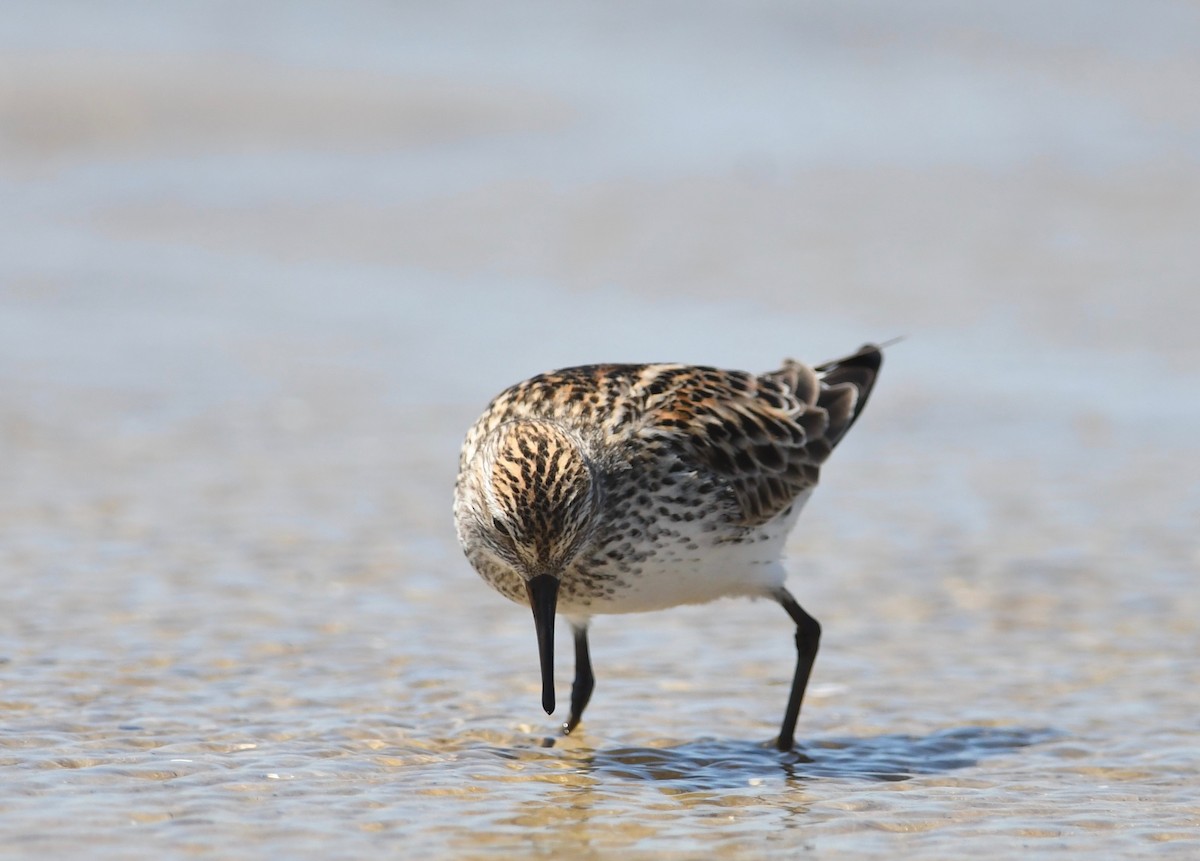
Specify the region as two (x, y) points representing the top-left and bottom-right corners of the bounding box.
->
(525, 574), (559, 715)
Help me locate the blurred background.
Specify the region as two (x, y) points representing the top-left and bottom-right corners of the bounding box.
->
(2, 1), (1198, 857)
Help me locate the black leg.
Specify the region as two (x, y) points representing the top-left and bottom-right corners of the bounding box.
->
(774, 587), (821, 752)
(563, 623), (594, 735)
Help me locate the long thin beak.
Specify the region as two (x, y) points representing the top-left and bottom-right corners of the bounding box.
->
(525, 574), (559, 715)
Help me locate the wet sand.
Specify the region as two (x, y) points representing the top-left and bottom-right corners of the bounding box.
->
(2, 2), (1199, 858)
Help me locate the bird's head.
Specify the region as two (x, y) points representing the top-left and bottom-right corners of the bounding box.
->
(458, 418), (602, 715)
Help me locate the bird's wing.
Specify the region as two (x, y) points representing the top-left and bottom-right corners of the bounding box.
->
(639, 346), (882, 527)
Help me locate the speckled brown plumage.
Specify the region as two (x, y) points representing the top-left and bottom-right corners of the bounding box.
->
(453, 344), (885, 750)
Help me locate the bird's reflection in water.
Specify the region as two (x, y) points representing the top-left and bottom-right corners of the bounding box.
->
(470, 726), (1059, 854)
(582, 726), (1059, 790)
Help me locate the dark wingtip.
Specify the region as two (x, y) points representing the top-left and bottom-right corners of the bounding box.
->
(814, 341), (895, 444)
(814, 337), (901, 375)
(814, 343), (881, 374)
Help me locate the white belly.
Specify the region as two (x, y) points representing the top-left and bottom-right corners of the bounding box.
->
(560, 492), (809, 618)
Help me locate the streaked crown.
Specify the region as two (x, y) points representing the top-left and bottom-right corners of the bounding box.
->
(456, 419), (600, 579)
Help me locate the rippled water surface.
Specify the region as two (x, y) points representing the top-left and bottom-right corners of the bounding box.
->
(3, 2), (1199, 858)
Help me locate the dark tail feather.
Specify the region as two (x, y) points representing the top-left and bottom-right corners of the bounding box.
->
(815, 343), (885, 445)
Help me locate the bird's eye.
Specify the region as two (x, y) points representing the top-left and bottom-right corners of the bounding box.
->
(492, 516), (508, 534)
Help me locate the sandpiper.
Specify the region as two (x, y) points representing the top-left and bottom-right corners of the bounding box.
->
(453, 344), (883, 751)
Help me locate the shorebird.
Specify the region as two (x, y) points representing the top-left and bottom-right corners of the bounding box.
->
(453, 344), (883, 751)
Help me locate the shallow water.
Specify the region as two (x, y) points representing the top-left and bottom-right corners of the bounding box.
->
(3, 2), (1200, 858)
